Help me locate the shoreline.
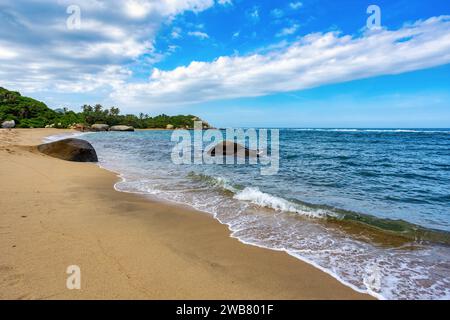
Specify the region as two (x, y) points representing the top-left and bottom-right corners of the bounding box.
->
(0, 128), (372, 299)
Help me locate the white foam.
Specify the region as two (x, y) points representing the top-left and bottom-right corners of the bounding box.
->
(233, 187), (328, 218)
(43, 131), (89, 143)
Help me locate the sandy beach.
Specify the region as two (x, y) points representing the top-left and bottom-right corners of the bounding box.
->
(0, 128), (371, 300)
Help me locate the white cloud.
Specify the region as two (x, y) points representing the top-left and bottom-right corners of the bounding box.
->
(125, 0), (152, 19)
(0, 0), (215, 96)
(276, 24), (299, 37)
(289, 2), (303, 10)
(188, 31), (209, 39)
(0, 45), (18, 59)
(110, 16), (450, 108)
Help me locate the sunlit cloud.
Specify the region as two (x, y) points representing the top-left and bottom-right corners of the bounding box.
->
(110, 16), (450, 108)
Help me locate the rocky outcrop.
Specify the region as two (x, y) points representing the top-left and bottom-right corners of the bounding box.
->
(110, 125), (134, 132)
(91, 124), (109, 131)
(37, 138), (98, 162)
(166, 124), (174, 129)
(207, 141), (259, 157)
(2, 120), (15, 128)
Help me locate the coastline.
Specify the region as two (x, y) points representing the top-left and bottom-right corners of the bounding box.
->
(0, 128), (372, 299)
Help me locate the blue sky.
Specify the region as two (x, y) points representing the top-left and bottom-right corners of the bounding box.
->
(0, 0), (449, 127)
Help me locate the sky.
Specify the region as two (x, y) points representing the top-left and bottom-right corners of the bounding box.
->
(0, 0), (449, 128)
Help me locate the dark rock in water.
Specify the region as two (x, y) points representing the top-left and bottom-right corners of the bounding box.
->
(37, 138), (98, 162)
(91, 124), (109, 131)
(110, 125), (135, 132)
(207, 140), (259, 157)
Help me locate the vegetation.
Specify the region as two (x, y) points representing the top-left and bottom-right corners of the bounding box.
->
(0, 87), (58, 128)
(0, 87), (207, 129)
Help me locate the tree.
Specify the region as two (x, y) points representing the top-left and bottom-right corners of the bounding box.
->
(0, 87), (211, 129)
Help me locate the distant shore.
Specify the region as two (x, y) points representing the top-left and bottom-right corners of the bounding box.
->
(0, 128), (372, 299)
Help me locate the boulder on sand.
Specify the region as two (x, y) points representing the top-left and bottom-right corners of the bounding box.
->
(2, 120), (15, 128)
(207, 140), (259, 158)
(37, 138), (98, 162)
(91, 124), (109, 131)
(110, 125), (134, 132)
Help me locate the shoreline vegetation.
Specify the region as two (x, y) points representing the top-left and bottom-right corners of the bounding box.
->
(0, 87), (212, 130)
(0, 128), (372, 299)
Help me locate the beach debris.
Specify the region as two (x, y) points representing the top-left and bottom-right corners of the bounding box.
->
(110, 125), (135, 132)
(1, 120), (15, 128)
(91, 123), (110, 131)
(207, 140), (259, 157)
(37, 138), (98, 162)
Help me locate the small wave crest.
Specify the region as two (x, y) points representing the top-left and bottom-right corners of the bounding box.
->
(187, 172), (239, 193)
(234, 187), (329, 218)
(43, 131), (89, 143)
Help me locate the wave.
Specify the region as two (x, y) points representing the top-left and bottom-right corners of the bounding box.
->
(42, 131), (89, 143)
(186, 173), (450, 245)
(181, 174), (450, 299)
(187, 172), (239, 194)
(233, 187), (329, 218)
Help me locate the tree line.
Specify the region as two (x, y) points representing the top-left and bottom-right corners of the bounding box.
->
(0, 87), (205, 129)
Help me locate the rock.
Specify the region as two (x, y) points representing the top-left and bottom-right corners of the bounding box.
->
(166, 124), (174, 129)
(37, 138), (98, 162)
(110, 125), (135, 132)
(72, 123), (88, 131)
(2, 120), (15, 128)
(202, 122), (211, 129)
(207, 141), (259, 158)
(91, 124), (109, 131)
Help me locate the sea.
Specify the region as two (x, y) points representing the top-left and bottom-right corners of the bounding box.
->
(46, 128), (450, 299)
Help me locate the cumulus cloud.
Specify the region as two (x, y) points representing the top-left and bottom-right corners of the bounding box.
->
(0, 0), (215, 94)
(110, 16), (450, 108)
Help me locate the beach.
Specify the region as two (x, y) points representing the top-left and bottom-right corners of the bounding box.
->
(0, 128), (370, 299)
